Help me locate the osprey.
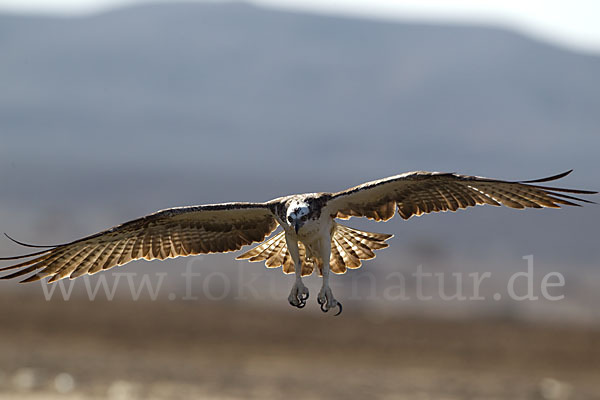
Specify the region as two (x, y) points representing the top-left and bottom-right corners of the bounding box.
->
(0, 170), (595, 315)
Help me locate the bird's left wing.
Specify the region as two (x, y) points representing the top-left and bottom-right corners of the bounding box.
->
(0, 203), (278, 283)
(325, 170), (596, 221)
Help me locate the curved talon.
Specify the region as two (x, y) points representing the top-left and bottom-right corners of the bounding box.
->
(320, 302), (329, 313)
(334, 302), (343, 316)
(317, 296), (325, 305)
(297, 301), (306, 309)
(300, 292), (309, 301)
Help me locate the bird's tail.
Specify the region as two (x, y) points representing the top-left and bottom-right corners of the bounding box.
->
(236, 230), (313, 275)
(326, 224), (393, 274)
(236, 224), (392, 276)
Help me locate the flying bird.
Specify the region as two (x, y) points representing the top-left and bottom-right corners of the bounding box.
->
(0, 170), (596, 315)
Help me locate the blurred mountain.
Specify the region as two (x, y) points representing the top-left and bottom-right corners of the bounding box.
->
(2, 2), (599, 182)
(0, 3), (598, 318)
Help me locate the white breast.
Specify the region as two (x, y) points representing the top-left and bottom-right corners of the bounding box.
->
(297, 215), (331, 243)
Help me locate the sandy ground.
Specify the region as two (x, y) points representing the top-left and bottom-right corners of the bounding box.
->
(0, 293), (599, 400)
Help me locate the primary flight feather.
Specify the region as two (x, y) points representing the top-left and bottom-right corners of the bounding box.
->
(1, 170), (596, 315)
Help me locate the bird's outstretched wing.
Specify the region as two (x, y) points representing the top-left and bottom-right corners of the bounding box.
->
(0, 203), (278, 283)
(325, 170), (596, 221)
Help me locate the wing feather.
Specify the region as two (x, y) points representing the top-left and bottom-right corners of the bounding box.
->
(89, 240), (120, 275)
(69, 244), (104, 279)
(326, 170), (596, 221)
(1, 203), (278, 282)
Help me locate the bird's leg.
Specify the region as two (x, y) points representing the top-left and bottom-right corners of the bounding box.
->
(286, 235), (309, 308)
(317, 238), (342, 315)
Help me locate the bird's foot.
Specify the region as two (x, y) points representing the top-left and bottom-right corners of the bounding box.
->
(288, 280), (309, 309)
(317, 286), (342, 316)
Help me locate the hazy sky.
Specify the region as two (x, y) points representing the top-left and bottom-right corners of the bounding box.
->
(0, 0), (599, 53)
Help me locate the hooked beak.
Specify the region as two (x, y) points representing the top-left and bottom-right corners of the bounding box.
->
(294, 222), (299, 233)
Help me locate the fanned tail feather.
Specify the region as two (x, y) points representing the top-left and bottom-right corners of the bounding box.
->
(236, 230), (316, 276)
(328, 224), (393, 275)
(236, 224), (392, 276)
(236, 230), (287, 262)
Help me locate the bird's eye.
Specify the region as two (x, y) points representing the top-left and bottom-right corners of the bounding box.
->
(288, 216), (293, 223)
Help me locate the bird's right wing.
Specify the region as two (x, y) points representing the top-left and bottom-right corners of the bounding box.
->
(0, 203), (278, 283)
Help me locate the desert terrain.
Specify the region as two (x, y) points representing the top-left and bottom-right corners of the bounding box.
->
(0, 292), (598, 399)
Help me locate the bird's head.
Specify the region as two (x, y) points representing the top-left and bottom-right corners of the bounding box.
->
(286, 200), (310, 233)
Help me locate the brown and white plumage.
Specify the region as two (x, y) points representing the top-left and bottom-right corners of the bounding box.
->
(327, 170), (595, 221)
(0, 170), (595, 314)
(236, 223), (393, 276)
(0, 203), (278, 283)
